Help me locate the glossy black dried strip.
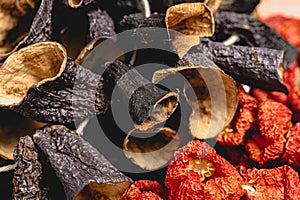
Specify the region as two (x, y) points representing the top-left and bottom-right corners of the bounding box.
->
(187, 39), (287, 93)
(12, 136), (42, 200)
(104, 60), (178, 126)
(218, 0), (260, 14)
(14, 57), (108, 124)
(213, 11), (297, 68)
(33, 125), (132, 200)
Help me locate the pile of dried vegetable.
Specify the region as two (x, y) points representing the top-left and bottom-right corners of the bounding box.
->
(0, 0), (299, 199)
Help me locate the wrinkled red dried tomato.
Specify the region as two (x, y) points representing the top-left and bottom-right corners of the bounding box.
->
(122, 180), (166, 200)
(246, 100), (292, 164)
(241, 165), (300, 200)
(282, 123), (300, 170)
(218, 87), (257, 146)
(165, 140), (244, 200)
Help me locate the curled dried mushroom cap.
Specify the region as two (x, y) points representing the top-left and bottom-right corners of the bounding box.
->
(0, 42), (66, 106)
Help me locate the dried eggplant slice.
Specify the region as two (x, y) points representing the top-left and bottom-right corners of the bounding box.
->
(188, 39), (287, 93)
(104, 60), (179, 130)
(204, 0), (222, 13)
(219, 0), (260, 14)
(166, 3), (214, 58)
(0, 42), (108, 124)
(12, 136), (42, 200)
(123, 127), (180, 170)
(213, 11), (297, 69)
(33, 125), (132, 200)
(152, 57), (238, 139)
(148, 0), (203, 13)
(0, 110), (45, 160)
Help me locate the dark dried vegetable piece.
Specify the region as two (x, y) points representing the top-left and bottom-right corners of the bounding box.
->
(218, 0), (260, 14)
(165, 140), (244, 200)
(33, 125), (132, 200)
(0, 42), (108, 124)
(122, 180), (167, 200)
(12, 136), (42, 200)
(148, 0), (203, 13)
(104, 60), (179, 130)
(62, 0), (95, 8)
(213, 11), (297, 69)
(241, 165), (300, 200)
(188, 39), (287, 93)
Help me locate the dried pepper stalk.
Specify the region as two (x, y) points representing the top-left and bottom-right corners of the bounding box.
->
(219, 0), (260, 14)
(123, 127), (180, 170)
(165, 140), (244, 200)
(213, 11), (297, 69)
(241, 165), (300, 200)
(0, 42), (108, 124)
(217, 86), (258, 146)
(122, 180), (167, 200)
(246, 99), (292, 165)
(153, 54), (238, 139)
(104, 60), (179, 129)
(282, 123), (300, 170)
(189, 38), (287, 93)
(166, 3), (214, 58)
(0, 109), (45, 160)
(33, 125), (132, 200)
(12, 136), (42, 200)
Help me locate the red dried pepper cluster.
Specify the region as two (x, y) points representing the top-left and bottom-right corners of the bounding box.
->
(165, 140), (244, 200)
(122, 180), (166, 200)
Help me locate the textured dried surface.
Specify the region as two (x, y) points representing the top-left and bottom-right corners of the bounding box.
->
(0, 42), (108, 124)
(241, 165), (300, 200)
(282, 123), (300, 169)
(165, 140), (244, 200)
(33, 125), (132, 200)
(189, 39), (287, 93)
(12, 136), (42, 200)
(62, 0), (95, 8)
(149, 0), (203, 13)
(122, 180), (166, 200)
(217, 87), (258, 146)
(104, 60), (179, 129)
(213, 11), (297, 69)
(219, 0), (260, 14)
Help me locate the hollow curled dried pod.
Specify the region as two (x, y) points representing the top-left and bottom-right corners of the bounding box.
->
(204, 0), (222, 13)
(33, 125), (132, 200)
(0, 41), (108, 124)
(166, 2), (214, 58)
(123, 127), (180, 170)
(153, 54), (238, 139)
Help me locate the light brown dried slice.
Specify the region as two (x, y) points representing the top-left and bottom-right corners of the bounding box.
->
(166, 3), (214, 58)
(152, 58), (238, 139)
(123, 127), (180, 170)
(204, 0), (222, 13)
(0, 110), (45, 160)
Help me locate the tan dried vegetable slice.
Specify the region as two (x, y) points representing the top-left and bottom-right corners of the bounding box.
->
(204, 0), (222, 13)
(166, 3), (214, 58)
(123, 127), (180, 170)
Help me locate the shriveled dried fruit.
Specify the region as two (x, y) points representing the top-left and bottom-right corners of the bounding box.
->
(0, 42), (108, 124)
(246, 100), (292, 164)
(282, 123), (300, 170)
(33, 125), (132, 200)
(12, 136), (42, 200)
(165, 140), (244, 200)
(217, 86), (257, 146)
(122, 180), (166, 200)
(241, 165), (300, 200)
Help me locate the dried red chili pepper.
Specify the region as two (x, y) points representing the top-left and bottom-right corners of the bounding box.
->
(282, 123), (300, 170)
(241, 165), (300, 200)
(245, 99), (292, 164)
(218, 87), (257, 146)
(165, 140), (244, 200)
(122, 180), (166, 200)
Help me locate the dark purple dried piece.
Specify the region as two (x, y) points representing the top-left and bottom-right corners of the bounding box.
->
(188, 39), (287, 93)
(219, 0), (260, 14)
(12, 136), (42, 200)
(213, 11), (297, 69)
(148, 0), (203, 13)
(33, 125), (132, 200)
(0, 42), (108, 124)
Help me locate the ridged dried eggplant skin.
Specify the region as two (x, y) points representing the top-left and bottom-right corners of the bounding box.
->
(189, 39), (288, 93)
(33, 125), (132, 200)
(14, 57), (108, 124)
(218, 0), (260, 14)
(119, 13), (166, 30)
(12, 136), (42, 200)
(213, 11), (297, 69)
